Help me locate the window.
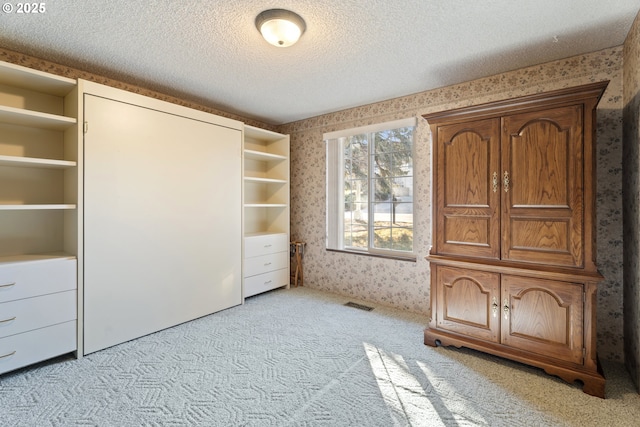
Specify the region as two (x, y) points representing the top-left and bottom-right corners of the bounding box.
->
(326, 118), (415, 258)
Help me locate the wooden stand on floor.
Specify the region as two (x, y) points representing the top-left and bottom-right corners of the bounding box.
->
(290, 241), (306, 287)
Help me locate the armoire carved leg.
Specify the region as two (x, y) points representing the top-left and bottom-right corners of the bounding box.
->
(581, 377), (606, 398)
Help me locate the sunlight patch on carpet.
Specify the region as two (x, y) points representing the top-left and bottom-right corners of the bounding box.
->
(417, 360), (488, 425)
(363, 342), (445, 427)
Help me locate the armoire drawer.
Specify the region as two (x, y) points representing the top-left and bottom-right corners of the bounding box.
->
(0, 258), (76, 304)
(244, 268), (289, 298)
(244, 252), (288, 278)
(0, 290), (77, 339)
(244, 233), (288, 258)
(0, 320), (76, 375)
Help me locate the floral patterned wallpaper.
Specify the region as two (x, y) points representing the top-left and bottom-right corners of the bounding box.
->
(281, 47), (626, 362)
(623, 11), (640, 389)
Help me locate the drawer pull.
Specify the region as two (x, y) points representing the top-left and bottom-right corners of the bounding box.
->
(0, 316), (16, 324)
(264, 244), (272, 248)
(264, 262), (272, 266)
(0, 351), (16, 359)
(0, 282), (16, 289)
(264, 280), (272, 285)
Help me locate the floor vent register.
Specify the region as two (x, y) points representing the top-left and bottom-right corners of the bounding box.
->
(344, 302), (374, 311)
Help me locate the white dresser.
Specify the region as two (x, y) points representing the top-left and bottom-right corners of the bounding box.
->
(0, 256), (77, 374)
(244, 233), (289, 298)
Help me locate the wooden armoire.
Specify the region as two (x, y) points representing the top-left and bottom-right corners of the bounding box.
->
(423, 82), (608, 398)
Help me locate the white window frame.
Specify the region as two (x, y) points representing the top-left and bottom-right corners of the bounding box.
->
(325, 118), (416, 259)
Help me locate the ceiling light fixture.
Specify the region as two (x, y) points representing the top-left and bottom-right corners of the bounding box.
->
(255, 9), (306, 47)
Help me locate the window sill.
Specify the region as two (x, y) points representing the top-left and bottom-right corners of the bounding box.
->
(326, 248), (417, 262)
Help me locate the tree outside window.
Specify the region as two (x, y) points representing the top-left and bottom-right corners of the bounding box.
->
(327, 120), (414, 257)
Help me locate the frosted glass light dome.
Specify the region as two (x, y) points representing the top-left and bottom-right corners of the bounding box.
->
(256, 9), (306, 47)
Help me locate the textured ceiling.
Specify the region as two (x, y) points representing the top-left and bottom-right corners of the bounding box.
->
(0, 1), (638, 124)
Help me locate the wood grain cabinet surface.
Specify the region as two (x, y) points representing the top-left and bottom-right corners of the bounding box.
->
(423, 82), (608, 398)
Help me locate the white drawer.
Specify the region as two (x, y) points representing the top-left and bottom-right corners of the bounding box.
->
(244, 268), (289, 298)
(244, 252), (288, 278)
(245, 233), (288, 258)
(0, 320), (76, 375)
(0, 290), (77, 339)
(0, 258), (76, 304)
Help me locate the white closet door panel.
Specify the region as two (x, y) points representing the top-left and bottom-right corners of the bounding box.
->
(83, 94), (242, 354)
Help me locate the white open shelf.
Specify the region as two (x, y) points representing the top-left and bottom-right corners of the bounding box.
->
(244, 149), (287, 162)
(244, 231), (288, 238)
(0, 105), (77, 130)
(0, 61), (76, 96)
(0, 204), (76, 210)
(244, 176), (287, 184)
(0, 155), (76, 169)
(244, 203), (288, 208)
(0, 253), (76, 265)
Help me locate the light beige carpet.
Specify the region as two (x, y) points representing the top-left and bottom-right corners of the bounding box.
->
(0, 286), (638, 426)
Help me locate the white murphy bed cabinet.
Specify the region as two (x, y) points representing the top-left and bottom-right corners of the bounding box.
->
(82, 81), (244, 354)
(0, 60), (290, 369)
(0, 61), (80, 373)
(243, 126), (290, 298)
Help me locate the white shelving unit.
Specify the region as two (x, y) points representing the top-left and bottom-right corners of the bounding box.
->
(0, 60), (79, 374)
(0, 60), (80, 255)
(243, 125), (290, 298)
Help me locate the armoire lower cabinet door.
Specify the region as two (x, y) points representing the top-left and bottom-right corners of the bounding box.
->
(433, 265), (585, 365)
(501, 275), (584, 365)
(434, 265), (500, 343)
